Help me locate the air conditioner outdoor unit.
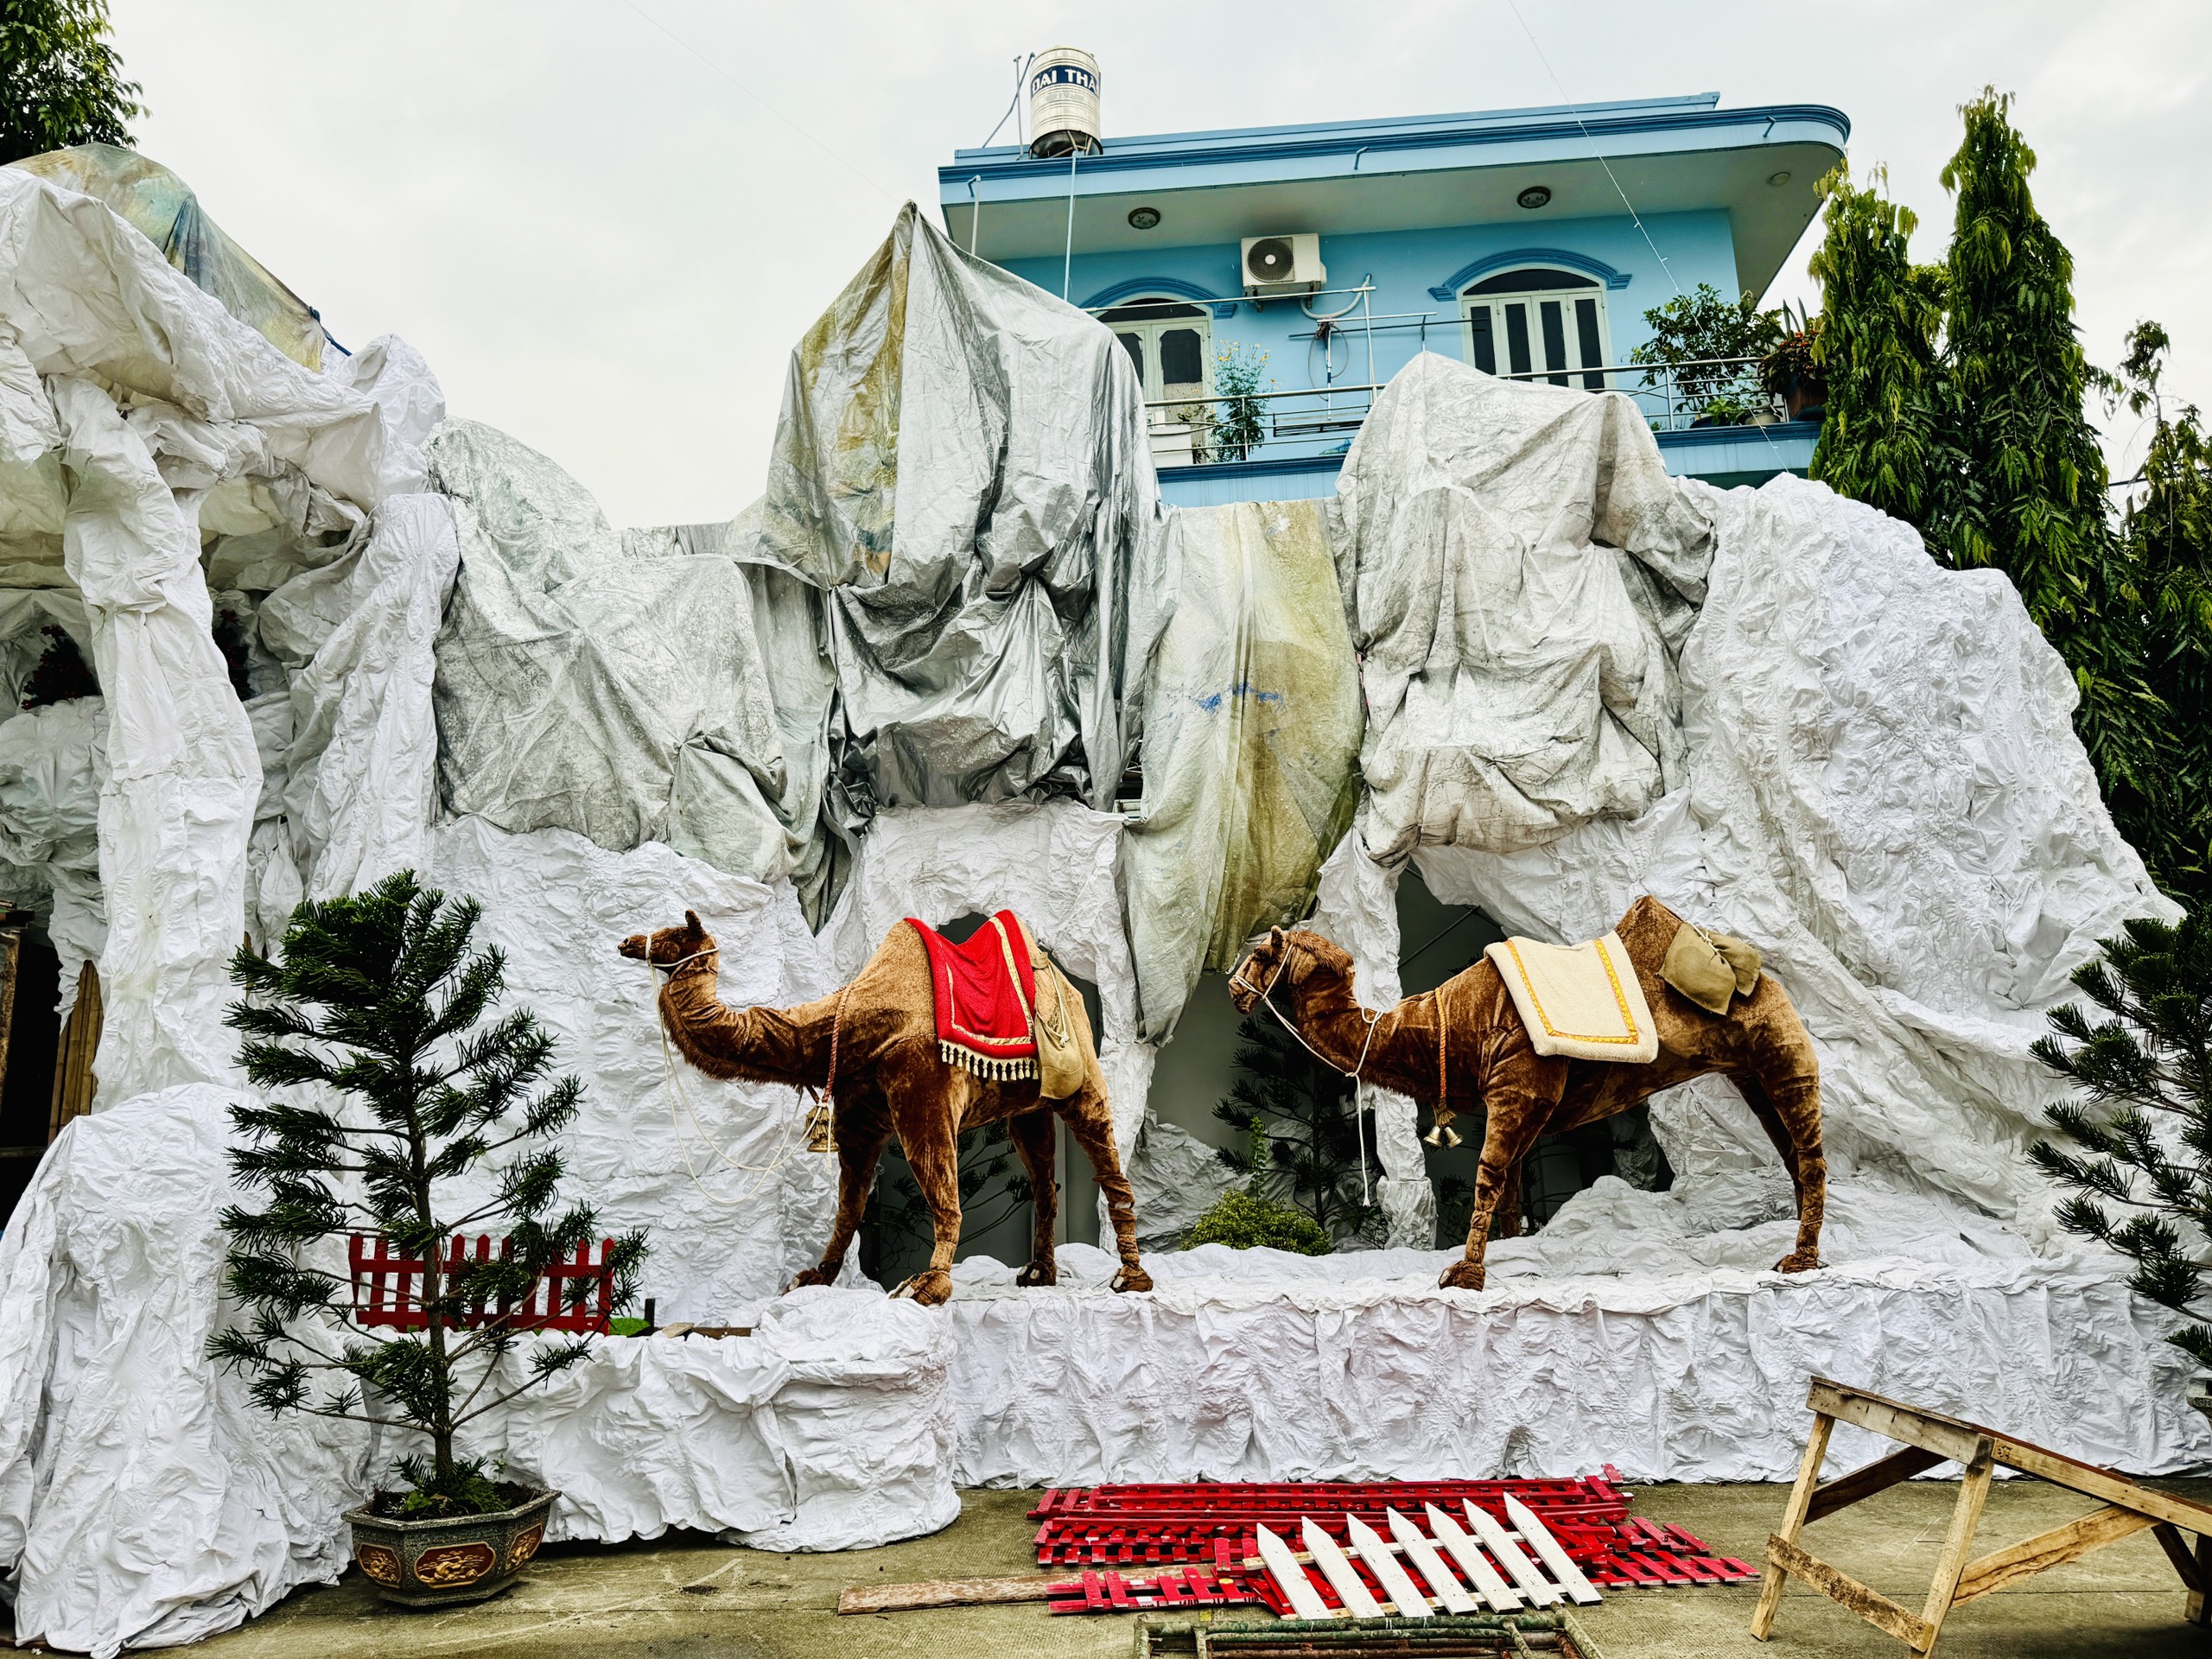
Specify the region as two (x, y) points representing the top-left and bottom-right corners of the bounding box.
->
(1241, 232), (1325, 296)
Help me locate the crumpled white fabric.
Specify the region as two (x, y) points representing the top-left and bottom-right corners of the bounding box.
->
(321, 334), (444, 499)
(1415, 475), (2176, 1225)
(1333, 354), (1711, 866)
(0, 694), (107, 995)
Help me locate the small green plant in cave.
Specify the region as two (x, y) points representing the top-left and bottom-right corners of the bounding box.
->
(1213, 1011), (1377, 1243)
(1185, 1188), (1330, 1255)
(210, 870), (646, 1516)
(19, 625), (98, 708)
(2030, 911), (2212, 1368)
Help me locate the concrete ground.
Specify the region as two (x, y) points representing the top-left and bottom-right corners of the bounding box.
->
(162, 1480), (2209, 1659)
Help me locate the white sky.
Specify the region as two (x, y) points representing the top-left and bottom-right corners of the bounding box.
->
(108, 0), (2210, 527)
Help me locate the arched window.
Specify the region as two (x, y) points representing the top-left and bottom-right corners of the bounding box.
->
(1099, 298), (1212, 405)
(1461, 267), (1610, 391)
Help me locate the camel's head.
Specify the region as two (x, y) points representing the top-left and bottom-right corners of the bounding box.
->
(1228, 926), (1351, 1014)
(617, 909), (718, 975)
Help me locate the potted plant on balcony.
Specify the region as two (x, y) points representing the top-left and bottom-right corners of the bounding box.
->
(1763, 317), (1827, 423)
(212, 871), (647, 1607)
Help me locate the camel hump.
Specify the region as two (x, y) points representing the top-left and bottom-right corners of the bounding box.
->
(1611, 894), (1688, 974)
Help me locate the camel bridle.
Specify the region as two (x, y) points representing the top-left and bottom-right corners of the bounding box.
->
(1230, 931), (1450, 1122)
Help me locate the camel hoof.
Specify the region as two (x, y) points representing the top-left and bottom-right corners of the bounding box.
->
(1015, 1260), (1058, 1288)
(1773, 1249), (1822, 1274)
(1438, 1260), (1486, 1291)
(1110, 1267), (1154, 1294)
(786, 1267), (836, 1292)
(892, 1270), (953, 1306)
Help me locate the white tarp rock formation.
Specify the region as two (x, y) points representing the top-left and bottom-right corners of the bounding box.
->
(0, 157), (2198, 1656)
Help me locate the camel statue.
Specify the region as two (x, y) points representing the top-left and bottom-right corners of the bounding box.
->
(1229, 894), (1825, 1290)
(619, 911), (1154, 1306)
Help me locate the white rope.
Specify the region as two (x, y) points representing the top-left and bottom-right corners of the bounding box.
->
(638, 950), (811, 1205)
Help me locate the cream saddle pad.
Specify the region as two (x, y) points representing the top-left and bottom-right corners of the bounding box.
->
(1484, 931), (1659, 1064)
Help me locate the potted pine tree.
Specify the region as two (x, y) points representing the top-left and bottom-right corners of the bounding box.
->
(212, 872), (646, 1607)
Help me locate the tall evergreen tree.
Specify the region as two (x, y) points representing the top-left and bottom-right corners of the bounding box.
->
(1935, 88), (2149, 794)
(1806, 164), (1945, 530)
(1214, 1013), (1376, 1241)
(1, 0), (141, 165)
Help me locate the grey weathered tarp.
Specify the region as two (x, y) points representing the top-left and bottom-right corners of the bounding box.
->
(1123, 499), (1362, 1039)
(760, 203), (1175, 823)
(1332, 352), (1713, 864)
(429, 421), (818, 887)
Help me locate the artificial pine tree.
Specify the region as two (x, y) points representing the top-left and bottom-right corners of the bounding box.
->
(1806, 164), (1946, 530)
(212, 871), (645, 1514)
(2031, 912), (2212, 1367)
(1212, 1011), (1376, 1243)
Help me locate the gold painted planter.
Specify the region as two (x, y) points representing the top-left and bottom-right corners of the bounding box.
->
(345, 1486), (558, 1607)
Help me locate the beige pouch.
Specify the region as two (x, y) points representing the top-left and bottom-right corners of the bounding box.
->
(1032, 951), (1086, 1100)
(1661, 922), (1764, 1014)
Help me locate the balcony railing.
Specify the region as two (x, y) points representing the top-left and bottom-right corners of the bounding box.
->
(1143, 355), (1798, 471)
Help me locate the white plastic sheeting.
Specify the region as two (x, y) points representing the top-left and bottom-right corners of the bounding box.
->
(1334, 355), (1711, 866)
(1414, 474), (2176, 1225)
(0, 1090), (956, 1656)
(0, 694), (106, 995)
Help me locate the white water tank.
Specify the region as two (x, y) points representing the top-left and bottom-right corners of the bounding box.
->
(1027, 47), (1101, 157)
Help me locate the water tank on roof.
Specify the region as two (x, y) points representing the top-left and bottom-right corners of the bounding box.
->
(1027, 47), (1101, 157)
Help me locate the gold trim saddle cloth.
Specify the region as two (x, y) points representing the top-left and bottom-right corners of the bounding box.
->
(1483, 931), (1659, 1064)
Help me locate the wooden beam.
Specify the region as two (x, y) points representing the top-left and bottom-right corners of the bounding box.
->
(1807, 1378), (1986, 1467)
(1763, 1534), (1933, 1652)
(1807, 1445), (1948, 1523)
(837, 1574), (1059, 1615)
(1954, 1505), (2152, 1606)
(1752, 1408), (1834, 1641)
(1915, 1441), (1995, 1648)
(2154, 1522), (2206, 1593)
(1989, 1439), (2212, 1535)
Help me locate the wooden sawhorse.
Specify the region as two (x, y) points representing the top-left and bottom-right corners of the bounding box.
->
(1751, 1376), (2212, 1654)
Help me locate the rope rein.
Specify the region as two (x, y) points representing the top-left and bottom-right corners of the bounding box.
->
(1231, 937), (1388, 1205)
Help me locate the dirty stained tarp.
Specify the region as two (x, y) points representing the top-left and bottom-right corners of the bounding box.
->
(760, 202), (1175, 823)
(1333, 353), (1713, 865)
(1123, 498), (1363, 1039)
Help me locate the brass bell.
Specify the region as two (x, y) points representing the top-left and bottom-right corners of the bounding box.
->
(804, 1100), (837, 1154)
(1423, 1123), (1462, 1147)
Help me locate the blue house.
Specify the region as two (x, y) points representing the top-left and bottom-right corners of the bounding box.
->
(938, 90), (1847, 508)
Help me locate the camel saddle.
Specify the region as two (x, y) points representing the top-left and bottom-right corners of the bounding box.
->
(1484, 931), (1659, 1064)
(907, 911), (1048, 1084)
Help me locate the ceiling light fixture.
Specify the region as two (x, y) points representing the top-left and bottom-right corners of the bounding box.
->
(1768, 171), (1792, 187)
(1516, 185), (1552, 210)
(1127, 206), (1161, 230)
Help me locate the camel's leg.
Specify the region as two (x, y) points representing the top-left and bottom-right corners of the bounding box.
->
(788, 1114), (888, 1291)
(1007, 1109), (1059, 1287)
(1439, 1078), (1557, 1292)
(889, 1115), (962, 1308)
(1733, 1071), (1827, 1273)
(1493, 1160), (1524, 1241)
(1064, 1090), (1153, 1294)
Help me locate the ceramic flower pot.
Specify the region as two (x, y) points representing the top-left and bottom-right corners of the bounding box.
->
(345, 1485), (558, 1607)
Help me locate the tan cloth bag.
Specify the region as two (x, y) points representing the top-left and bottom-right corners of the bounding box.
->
(1032, 953), (1085, 1099)
(1661, 922), (1764, 1014)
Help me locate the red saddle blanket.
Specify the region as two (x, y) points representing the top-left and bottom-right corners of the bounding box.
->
(907, 910), (1039, 1081)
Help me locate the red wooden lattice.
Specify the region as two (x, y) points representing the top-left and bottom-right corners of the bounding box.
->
(347, 1235), (617, 1334)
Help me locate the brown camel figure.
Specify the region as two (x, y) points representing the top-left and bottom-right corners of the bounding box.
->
(618, 911), (1154, 1307)
(1229, 894), (1826, 1290)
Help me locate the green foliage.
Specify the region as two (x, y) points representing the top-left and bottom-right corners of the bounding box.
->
(2031, 912), (2212, 1369)
(1933, 89), (2149, 797)
(1185, 1188), (1332, 1255)
(0, 0), (141, 165)
(392, 1455), (509, 1520)
(2101, 322), (2212, 909)
(1806, 165), (1945, 528)
(1213, 1012), (1376, 1242)
(1211, 343), (1270, 462)
(211, 871), (646, 1497)
(1628, 283), (1784, 422)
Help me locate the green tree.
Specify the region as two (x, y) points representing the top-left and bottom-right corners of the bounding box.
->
(2104, 321), (2212, 908)
(1629, 283), (1784, 423)
(1, 0), (141, 165)
(2031, 912), (2212, 1368)
(1806, 164), (1946, 529)
(212, 872), (646, 1514)
(1935, 88), (2149, 794)
(1213, 1012), (1376, 1241)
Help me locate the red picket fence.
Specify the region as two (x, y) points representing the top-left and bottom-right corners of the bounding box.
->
(347, 1235), (618, 1334)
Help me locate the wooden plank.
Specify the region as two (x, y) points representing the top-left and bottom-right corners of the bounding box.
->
(1764, 1534), (1934, 1652)
(1807, 1445), (1948, 1522)
(1389, 1507), (1478, 1614)
(1347, 1515), (1433, 1618)
(1808, 1379), (1987, 1467)
(1953, 1504), (2152, 1605)
(2153, 1522), (2206, 1593)
(1752, 1408), (1835, 1641)
(1503, 1493), (1600, 1605)
(1991, 1439), (2212, 1534)
(836, 1573), (1058, 1614)
(1303, 1517), (1384, 1618)
(1257, 1522), (1333, 1620)
(1425, 1503), (1521, 1611)
(1915, 1440), (1994, 1648)
(1462, 1501), (1559, 1607)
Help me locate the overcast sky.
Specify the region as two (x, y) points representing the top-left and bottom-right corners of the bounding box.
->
(106, 0), (2210, 528)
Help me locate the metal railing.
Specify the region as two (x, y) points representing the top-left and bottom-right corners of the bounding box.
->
(1144, 354), (1800, 471)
